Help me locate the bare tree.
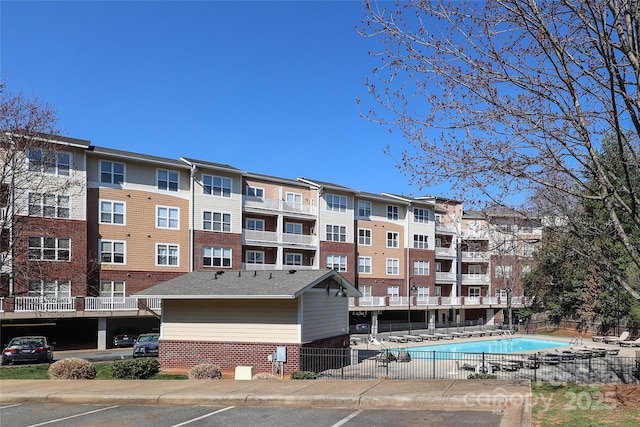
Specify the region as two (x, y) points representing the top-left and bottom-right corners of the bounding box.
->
(359, 0), (640, 298)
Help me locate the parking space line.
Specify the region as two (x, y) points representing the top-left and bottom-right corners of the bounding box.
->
(25, 405), (120, 427)
(331, 409), (364, 427)
(170, 406), (236, 426)
(0, 403), (21, 409)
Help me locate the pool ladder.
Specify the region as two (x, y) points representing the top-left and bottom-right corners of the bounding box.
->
(569, 336), (583, 346)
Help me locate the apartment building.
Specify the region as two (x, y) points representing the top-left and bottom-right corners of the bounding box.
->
(0, 134), (536, 349)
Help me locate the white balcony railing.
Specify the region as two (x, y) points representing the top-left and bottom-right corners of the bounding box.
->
(435, 222), (457, 234)
(243, 196), (317, 216)
(349, 295), (527, 310)
(435, 272), (456, 283)
(461, 251), (490, 261)
(435, 246), (457, 258)
(243, 230), (317, 248)
(14, 297), (76, 312)
(461, 273), (490, 284)
(242, 263), (315, 271)
(0, 297), (3, 312)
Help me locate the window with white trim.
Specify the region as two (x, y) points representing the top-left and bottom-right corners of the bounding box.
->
(156, 243), (179, 266)
(246, 250), (264, 264)
(202, 174), (232, 197)
(386, 231), (399, 248)
(434, 286), (442, 296)
(203, 211), (231, 232)
(28, 279), (71, 299)
(157, 169), (179, 191)
(360, 285), (372, 301)
(386, 258), (399, 275)
(157, 206), (179, 229)
(246, 186), (264, 198)
(100, 280), (125, 298)
(387, 286), (399, 301)
(246, 218), (264, 230)
(387, 205), (399, 220)
(413, 234), (428, 249)
(28, 193), (70, 218)
(413, 208), (429, 223)
(358, 228), (371, 245)
(285, 253), (302, 266)
(100, 240), (125, 264)
(413, 260), (430, 276)
(358, 256), (372, 274)
(417, 286), (429, 301)
(326, 194), (347, 212)
(100, 160), (124, 185)
(326, 254), (347, 271)
(326, 224), (346, 242)
(28, 149), (70, 176)
(469, 264), (482, 275)
(522, 242), (535, 257)
(285, 222), (302, 234)
(468, 287), (481, 299)
(435, 262), (442, 272)
(203, 246), (232, 267)
(286, 192), (302, 206)
(100, 200), (125, 224)
(358, 200), (371, 217)
(28, 237), (70, 261)
(495, 265), (513, 278)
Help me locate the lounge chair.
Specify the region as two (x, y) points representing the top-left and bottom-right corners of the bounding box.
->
(397, 351), (412, 362)
(433, 332), (454, 340)
(376, 351), (397, 366)
(619, 337), (640, 347)
(402, 334), (423, 342)
(603, 331), (629, 344)
(468, 331), (486, 337)
(451, 331), (471, 338)
(591, 335), (607, 342)
(583, 346), (608, 357)
(387, 335), (408, 343)
(419, 334), (438, 341)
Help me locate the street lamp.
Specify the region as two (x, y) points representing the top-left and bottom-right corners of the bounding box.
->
(408, 278), (418, 334)
(502, 285), (512, 331)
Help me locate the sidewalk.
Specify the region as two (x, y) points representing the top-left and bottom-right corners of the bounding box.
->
(0, 378), (532, 427)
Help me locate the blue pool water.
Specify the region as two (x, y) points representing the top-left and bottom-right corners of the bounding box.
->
(403, 337), (569, 356)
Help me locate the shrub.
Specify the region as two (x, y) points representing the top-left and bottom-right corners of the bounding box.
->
(48, 358), (96, 380)
(188, 363), (222, 380)
(290, 371), (316, 380)
(252, 372), (281, 380)
(467, 373), (498, 380)
(111, 357), (160, 379)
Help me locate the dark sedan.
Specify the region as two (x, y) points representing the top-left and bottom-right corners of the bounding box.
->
(132, 333), (160, 357)
(113, 334), (138, 347)
(1, 336), (54, 365)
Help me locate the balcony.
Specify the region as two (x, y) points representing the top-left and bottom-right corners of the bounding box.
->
(435, 272), (456, 283)
(349, 295), (527, 310)
(243, 229), (317, 248)
(4, 297), (162, 315)
(243, 196), (317, 217)
(435, 246), (456, 258)
(461, 274), (490, 285)
(242, 263), (316, 271)
(461, 229), (489, 239)
(461, 251), (490, 262)
(435, 222), (457, 234)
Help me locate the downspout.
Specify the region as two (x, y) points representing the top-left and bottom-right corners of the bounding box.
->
(189, 164), (196, 272)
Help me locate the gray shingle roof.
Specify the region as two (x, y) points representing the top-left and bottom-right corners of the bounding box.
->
(135, 269), (360, 299)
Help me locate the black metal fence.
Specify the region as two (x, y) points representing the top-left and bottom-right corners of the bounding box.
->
(299, 347), (640, 384)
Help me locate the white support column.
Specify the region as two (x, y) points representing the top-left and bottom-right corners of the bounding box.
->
(485, 308), (495, 326)
(371, 311), (379, 337)
(97, 318), (108, 350)
(428, 310), (436, 329)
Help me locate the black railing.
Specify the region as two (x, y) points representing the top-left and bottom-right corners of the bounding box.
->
(299, 348), (640, 384)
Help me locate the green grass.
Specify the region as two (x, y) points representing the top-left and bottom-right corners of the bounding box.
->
(0, 362), (187, 380)
(532, 383), (640, 426)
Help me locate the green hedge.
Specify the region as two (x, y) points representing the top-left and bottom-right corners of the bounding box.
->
(290, 371), (317, 380)
(111, 357), (160, 379)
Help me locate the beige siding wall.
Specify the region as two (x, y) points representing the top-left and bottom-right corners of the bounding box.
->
(162, 299), (300, 343)
(319, 190), (355, 244)
(192, 170), (243, 233)
(301, 289), (348, 342)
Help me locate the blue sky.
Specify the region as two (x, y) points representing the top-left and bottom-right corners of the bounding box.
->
(1, 0), (438, 197)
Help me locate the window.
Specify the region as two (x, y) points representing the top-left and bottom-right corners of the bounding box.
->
(156, 244), (179, 266)
(203, 246), (232, 267)
(386, 258), (399, 275)
(203, 175), (232, 197)
(246, 186), (264, 198)
(203, 211), (231, 231)
(387, 205), (399, 220)
(100, 160), (124, 185)
(468, 287), (481, 300)
(100, 240), (125, 264)
(157, 206), (179, 229)
(28, 149), (70, 176)
(358, 200), (371, 217)
(285, 253), (302, 266)
(360, 285), (372, 301)
(522, 242), (535, 257)
(358, 256), (372, 274)
(434, 286), (442, 297)
(28, 193), (70, 218)
(413, 234), (428, 249)
(157, 169), (179, 191)
(286, 192), (302, 205)
(435, 262), (442, 272)
(468, 264), (482, 275)
(28, 237), (70, 261)
(246, 218), (264, 231)
(417, 286), (429, 301)
(387, 286), (399, 301)
(358, 228), (371, 245)
(435, 214), (442, 223)
(326, 194), (347, 212)
(326, 254), (347, 271)
(495, 265), (513, 278)
(28, 280), (70, 299)
(413, 208), (429, 223)
(413, 260), (430, 276)
(100, 281), (125, 298)
(386, 231), (399, 248)
(285, 222), (302, 234)
(100, 200), (125, 224)
(326, 225), (346, 242)
(246, 250), (264, 264)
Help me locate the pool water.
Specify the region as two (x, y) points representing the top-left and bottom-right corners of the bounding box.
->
(403, 337), (569, 356)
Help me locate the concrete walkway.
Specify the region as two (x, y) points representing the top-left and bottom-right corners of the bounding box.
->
(0, 378), (532, 427)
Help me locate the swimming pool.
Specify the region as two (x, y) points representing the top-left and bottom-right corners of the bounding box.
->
(402, 337), (569, 357)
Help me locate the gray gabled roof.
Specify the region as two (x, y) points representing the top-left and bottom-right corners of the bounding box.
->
(135, 269), (361, 299)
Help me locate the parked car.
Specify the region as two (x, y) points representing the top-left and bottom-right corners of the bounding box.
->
(113, 333), (138, 347)
(350, 323), (371, 334)
(1, 336), (55, 365)
(132, 333), (160, 357)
